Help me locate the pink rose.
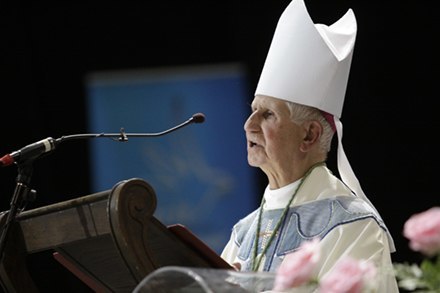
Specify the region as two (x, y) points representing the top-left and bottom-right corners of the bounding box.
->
(319, 257), (376, 293)
(403, 207), (440, 256)
(273, 238), (321, 290)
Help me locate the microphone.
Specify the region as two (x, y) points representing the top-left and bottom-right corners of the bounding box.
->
(0, 137), (56, 167)
(0, 113), (206, 167)
(191, 113), (205, 124)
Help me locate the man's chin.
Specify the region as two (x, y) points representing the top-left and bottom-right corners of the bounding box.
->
(247, 158), (262, 168)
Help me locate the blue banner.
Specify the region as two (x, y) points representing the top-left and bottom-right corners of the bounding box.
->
(86, 64), (257, 253)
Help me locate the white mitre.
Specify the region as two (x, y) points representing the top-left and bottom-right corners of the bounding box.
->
(255, 0), (395, 251)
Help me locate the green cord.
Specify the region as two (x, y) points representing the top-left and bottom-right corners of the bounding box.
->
(251, 162), (325, 271)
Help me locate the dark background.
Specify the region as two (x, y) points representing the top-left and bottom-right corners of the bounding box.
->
(0, 0), (438, 291)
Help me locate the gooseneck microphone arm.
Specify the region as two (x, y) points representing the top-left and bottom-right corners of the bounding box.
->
(56, 112), (205, 143)
(0, 113), (205, 167)
(0, 112), (205, 264)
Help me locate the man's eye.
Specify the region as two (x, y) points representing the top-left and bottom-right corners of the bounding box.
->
(263, 111), (273, 119)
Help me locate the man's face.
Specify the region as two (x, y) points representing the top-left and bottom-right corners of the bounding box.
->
(244, 95), (304, 176)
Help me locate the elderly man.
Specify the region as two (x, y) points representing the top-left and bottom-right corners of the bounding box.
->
(221, 0), (398, 291)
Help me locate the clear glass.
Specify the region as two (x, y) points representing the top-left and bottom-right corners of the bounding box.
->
(133, 266), (277, 293)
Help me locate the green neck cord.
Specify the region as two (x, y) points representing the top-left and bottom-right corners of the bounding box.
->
(251, 162), (325, 271)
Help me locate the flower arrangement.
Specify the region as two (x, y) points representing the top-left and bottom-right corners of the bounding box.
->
(272, 238), (377, 292)
(393, 207), (440, 292)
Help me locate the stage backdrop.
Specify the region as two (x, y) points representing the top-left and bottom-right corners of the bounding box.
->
(86, 63), (257, 253)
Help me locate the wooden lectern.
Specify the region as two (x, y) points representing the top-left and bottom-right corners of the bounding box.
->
(0, 178), (231, 293)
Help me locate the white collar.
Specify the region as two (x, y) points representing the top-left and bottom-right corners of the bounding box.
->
(262, 165), (353, 210)
(263, 180), (301, 210)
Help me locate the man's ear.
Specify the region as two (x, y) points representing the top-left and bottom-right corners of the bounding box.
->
(300, 121), (322, 152)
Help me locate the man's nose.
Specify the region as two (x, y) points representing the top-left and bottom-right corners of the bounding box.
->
(244, 112), (258, 132)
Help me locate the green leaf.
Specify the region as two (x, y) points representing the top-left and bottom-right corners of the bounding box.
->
(393, 254), (440, 292)
(419, 256), (440, 291)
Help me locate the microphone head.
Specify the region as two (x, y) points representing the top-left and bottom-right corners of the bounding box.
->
(191, 113), (206, 124)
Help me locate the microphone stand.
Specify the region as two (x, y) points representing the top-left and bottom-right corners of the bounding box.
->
(0, 160), (36, 262)
(0, 112), (205, 263)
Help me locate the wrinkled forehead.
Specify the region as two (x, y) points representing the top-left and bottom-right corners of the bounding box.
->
(251, 95), (288, 109)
